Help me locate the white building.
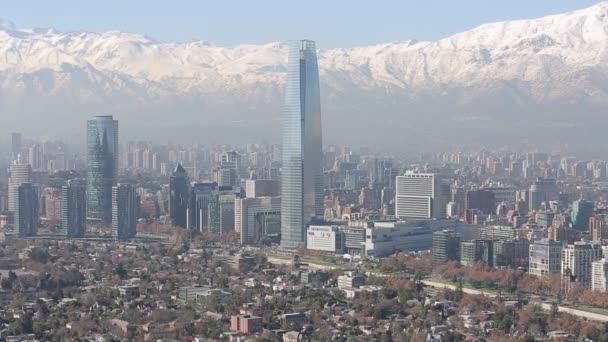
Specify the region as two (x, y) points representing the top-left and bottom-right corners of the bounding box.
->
(363, 221), (433, 257)
(306, 225), (344, 253)
(8, 162), (32, 213)
(592, 259), (608, 292)
(395, 171), (449, 219)
(561, 242), (602, 289)
(235, 196), (281, 245)
(337, 271), (366, 289)
(529, 239), (562, 277)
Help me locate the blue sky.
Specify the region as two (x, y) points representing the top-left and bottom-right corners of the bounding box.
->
(2, 0), (602, 47)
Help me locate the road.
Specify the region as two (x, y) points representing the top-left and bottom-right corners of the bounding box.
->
(422, 280), (608, 322)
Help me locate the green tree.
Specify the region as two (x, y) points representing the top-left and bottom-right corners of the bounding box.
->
(115, 263), (128, 280)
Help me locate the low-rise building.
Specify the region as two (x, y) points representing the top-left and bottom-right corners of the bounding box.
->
(231, 314), (263, 334)
(337, 271), (365, 289)
(306, 225), (344, 254)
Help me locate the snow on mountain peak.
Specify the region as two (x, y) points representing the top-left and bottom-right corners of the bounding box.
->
(3, 3), (608, 143)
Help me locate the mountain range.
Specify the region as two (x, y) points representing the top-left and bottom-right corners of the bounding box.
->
(2, 3), (608, 149)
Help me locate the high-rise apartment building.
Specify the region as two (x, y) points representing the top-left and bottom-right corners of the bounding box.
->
(86, 115), (118, 224)
(592, 259), (608, 292)
(62, 179), (87, 238)
(8, 162), (32, 213)
(281, 40), (323, 248)
(432, 230), (461, 266)
(112, 184), (137, 240)
(529, 239), (563, 277)
(15, 183), (38, 237)
(395, 171), (449, 219)
(561, 242), (601, 289)
(460, 239), (493, 267)
(169, 164), (189, 228)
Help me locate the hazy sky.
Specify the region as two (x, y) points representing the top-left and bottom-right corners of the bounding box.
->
(1, 0), (602, 47)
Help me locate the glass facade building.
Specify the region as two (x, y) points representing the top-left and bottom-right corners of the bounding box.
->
(86, 115), (118, 224)
(169, 164), (190, 228)
(62, 179), (87, 238)
(281, 40), (324, 248)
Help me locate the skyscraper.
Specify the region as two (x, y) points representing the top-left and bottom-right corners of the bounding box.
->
(8, 162), (32, 213)
(112, 183), (137, 240)
(281, 40), (323, 248)
(15, 183), (38, 237)
(86, 115), (118, 224)
(208, 186), (236, 235)
(62, 179), (87, 238)
(395, 171), (449, 220)
(190, 181), (217, 232)
(169, 164), (189, 228)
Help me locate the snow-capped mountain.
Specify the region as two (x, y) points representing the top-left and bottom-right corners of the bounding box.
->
(2, 3), (608, 146)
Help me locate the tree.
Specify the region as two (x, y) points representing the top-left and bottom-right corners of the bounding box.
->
(114, 263), (128, 280)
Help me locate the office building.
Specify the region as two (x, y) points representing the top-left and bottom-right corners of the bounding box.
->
(235, 196), (281, 244)
(169, 164), (190, 228)
(432, 230), (460, 266)
(213, 166), (238, 187)
(529, 239), (563, 277)
(112, 184), (137, 240)
(493, 239), (530, 268)
(190, 182), (217, 232)
(245, 179), (279, 198)
(281, 40), (324, 248)
(590, 215), (608, 241)
(86, 115), (118, 224)
(592, 259), (608, 292)
(62, 179), (86, 238)
(8, 162), (32, 213)
(561, 242), (601, 289)
(15, 183), (38, 237)
(464, 189), (495, 223)
(460, 239), (493, 267)
(42, 187), (62, 222)
(479, 225), (517, 241)
(571, 200), (594, 230)
(481, 187), (516, 205)
(208, 187), (236, 234)
(395, 171), (449, 219)
(536, 210), (555, 229)
(363, 221), (433, 257)
(528, 178), (559, 211)
(306, 225), (344, 253)
(341, 226), (366, 256)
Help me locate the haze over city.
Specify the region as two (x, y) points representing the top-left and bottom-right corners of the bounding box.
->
(4, 2), (608, 342)
(1, 1), (608, 154)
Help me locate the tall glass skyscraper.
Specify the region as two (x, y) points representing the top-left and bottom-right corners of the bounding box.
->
(281, 40), (324, 248)
(86, 115), (118, 224)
